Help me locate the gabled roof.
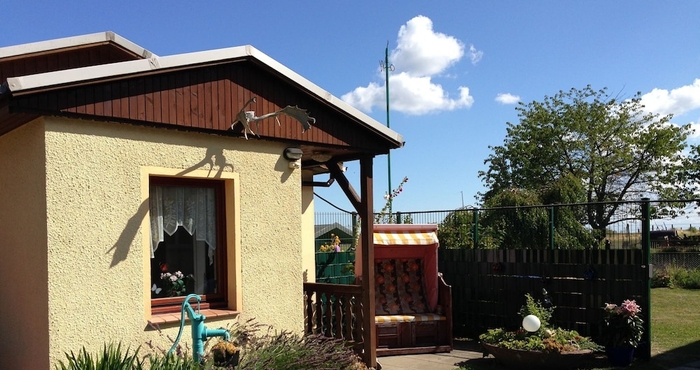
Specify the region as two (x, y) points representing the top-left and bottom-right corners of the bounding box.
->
(315, 223), (354, 239)
(0, 32), (403, 168)
(2, 43), (400, 145)
(0, 31), (155, 61)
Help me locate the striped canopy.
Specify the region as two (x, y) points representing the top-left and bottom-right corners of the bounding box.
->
(373, 230), (439, 246)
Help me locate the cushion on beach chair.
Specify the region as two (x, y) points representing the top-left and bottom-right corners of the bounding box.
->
(375, 258), (429, 316)
(374, 313), (445, 324)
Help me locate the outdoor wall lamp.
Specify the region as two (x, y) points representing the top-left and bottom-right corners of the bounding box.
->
(284, 147), (303, 169)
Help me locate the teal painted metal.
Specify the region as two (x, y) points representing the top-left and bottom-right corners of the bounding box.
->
(169, 294), (231, 362)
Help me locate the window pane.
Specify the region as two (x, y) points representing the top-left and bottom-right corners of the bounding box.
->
(150, 183), (220, 300)
(150, 227), (217, 298)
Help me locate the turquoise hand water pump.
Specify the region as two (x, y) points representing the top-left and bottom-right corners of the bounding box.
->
(169, 294), (230, 361)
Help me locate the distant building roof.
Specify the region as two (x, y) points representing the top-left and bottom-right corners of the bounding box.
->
(315, 223), (353, 239)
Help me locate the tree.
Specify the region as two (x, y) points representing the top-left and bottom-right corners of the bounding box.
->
(438, 208), (474, 249)
(479, 175), (595, 249)
(479, 86), (691, 235)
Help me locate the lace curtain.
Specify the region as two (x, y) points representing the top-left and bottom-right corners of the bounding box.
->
(150, 185), (217, 264)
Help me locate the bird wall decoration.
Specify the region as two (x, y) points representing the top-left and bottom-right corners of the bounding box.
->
(230, 97), (316, 139)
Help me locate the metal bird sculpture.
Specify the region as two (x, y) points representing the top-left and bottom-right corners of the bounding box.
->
(230, 96), (316, 140)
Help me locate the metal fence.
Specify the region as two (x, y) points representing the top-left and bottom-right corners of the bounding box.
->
(316, 199), (700, 251)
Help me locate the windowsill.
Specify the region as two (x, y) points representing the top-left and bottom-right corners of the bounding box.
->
(149, 309), (240, 326)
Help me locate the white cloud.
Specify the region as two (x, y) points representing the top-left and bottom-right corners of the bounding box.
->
(389, 73), (473, 115)
(340, 82), (384, 113)
(469, 45), (483, 65)
(495, 93), (520, 105)
(641, 79), (700, 117)
(390, 15), (464, 77)
(341, 73), (474, 115)
(341, 15), (474, 116)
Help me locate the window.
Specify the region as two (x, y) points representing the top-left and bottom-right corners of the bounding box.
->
(149, 177), (227, 313)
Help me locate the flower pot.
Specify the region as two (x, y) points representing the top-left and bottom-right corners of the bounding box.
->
(214, 350), (240, 367)
(606, 347), (634, 367)
(481, 342), (595, 370)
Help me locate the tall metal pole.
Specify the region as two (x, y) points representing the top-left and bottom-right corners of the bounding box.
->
(383, 42), (393, 218)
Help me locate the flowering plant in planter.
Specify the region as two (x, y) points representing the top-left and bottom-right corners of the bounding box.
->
(601, 299), (644, 348)
(319, 234), (342, 252)
(479, 294), (602, 369)
(158, 270), (194, 297)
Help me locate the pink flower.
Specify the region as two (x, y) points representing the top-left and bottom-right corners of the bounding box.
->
(622, 299), (641, 316)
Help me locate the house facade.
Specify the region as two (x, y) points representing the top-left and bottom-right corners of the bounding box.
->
(0, 32), (401, 368)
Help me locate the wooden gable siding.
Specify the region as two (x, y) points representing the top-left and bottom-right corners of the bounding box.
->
(8, 62), (390, 151)
(0, 44), (143, 83)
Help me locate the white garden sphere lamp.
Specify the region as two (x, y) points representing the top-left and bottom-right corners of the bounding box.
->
(522, 315), (541, 332)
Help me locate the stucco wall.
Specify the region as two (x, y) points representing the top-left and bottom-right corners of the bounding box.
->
(39, 117), (303, 366)
(301, 171), (316, 283)
(0, 119), (50, 369)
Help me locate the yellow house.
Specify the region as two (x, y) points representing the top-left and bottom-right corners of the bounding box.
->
(0, 32), (402, 368)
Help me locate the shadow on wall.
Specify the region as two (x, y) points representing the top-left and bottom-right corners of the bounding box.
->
(107, 199), (149, 267)
(107, 147), (234, 267)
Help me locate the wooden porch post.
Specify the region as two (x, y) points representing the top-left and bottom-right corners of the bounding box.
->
(327, 156), (377, 367)
(359, 155), (376, 367)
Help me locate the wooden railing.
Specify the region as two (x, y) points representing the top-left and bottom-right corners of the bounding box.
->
(303, 282), (364, 351)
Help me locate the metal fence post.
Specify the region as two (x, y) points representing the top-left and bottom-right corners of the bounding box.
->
(351, 212), (358, 249)
(473, 210), (479, 249)
(549, 206), (555, 250)
(640, 198), (651, 359)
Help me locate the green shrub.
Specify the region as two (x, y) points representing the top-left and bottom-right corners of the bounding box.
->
(230, 319), (366, 370)
(479, 294), (601, 354)
(145, 353), (203, 370)
(480, 327), (602, 353)
(55, 343), (143, 370)
(517, 293), (553, 328)
(667, 265), (700, 289)
(59, 320), (366, 370)
(651, 269), (671, 288)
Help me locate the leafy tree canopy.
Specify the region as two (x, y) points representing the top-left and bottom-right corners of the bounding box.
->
(479, 86), (691, 231)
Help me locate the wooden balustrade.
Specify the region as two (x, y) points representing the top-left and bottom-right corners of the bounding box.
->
(303, 282), (364, 351)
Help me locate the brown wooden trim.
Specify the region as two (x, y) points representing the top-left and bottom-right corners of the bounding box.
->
(329, 161), (362, 213)
(5, 62), (398, 152)
(359, 154), (377, 367)
(148, 177), (229, 314)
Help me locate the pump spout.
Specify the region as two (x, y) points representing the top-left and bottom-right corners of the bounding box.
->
(204, 328), (231, 342)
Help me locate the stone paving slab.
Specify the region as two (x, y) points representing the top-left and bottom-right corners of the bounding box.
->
(376, 340), (700, 370)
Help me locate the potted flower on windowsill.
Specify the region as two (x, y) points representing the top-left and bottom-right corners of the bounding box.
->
(600, 299), (644, 367)
(156, 270), (194, 297)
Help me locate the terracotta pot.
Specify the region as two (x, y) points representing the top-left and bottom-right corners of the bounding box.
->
(481, 342), (595, 370)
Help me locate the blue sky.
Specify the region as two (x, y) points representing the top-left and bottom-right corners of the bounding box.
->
(3, 1), (700, 215)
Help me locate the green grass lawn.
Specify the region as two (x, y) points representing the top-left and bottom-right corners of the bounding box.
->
(457, 287), (700, 370)
(647, 287), (700, 369)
